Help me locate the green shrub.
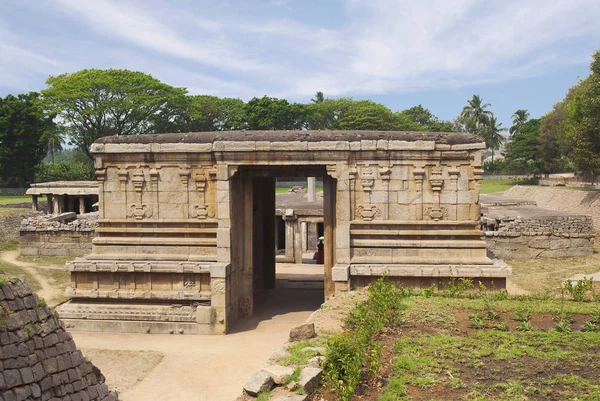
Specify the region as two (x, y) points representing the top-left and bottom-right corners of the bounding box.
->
(323, 278), (409, 401)
(563, 279), (594, 302)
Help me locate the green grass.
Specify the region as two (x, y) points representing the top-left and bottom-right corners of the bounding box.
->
(0, 239), (20, 251)
(480, 179), (533, 194)
(0, 195), (30, 205)
(0, 260), (42, 292)
(278, 339), (325, 366)
(374, 296), (600, 400)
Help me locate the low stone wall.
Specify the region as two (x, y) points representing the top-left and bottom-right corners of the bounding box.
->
(20, 214), (97, 257)
(0, 278), (117, 401)
(20, 230), (95, 257)
(0, 210), (34, 246)
(483, 214), (594, 259)
(505, 185), (600, 230)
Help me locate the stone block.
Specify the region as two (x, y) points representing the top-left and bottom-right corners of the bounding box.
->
(332, 264), (350, 281)
(262, 365), (295, 384)
(298, 367), (322, 394)
(271, 395), (308, 401)
(289, 323), (316, 342)
(243, 371), (274, 396)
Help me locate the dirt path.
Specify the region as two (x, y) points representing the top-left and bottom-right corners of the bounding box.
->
(73, 287), (325, 401)
(0, 250), (63, 303)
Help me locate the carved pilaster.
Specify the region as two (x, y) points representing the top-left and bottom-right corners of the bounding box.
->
(413, 167), (425, 220)
(379, 166), (391, 219)
(150, 169), (159, 218)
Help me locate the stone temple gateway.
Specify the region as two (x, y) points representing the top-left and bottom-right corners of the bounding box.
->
(57, 131), (510, 334)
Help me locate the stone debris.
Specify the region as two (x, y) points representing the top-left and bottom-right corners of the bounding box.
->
(301, 346), (325, 355)
(272, 395), (308, 401)
(267, 345), (290, 362)
(0, 278), (118, 401)
(287, 186), (306, 194)
(289, 323), (316, 342)
(298, 367), (323, 394)
(47, 212), (77, 223)
(262, 365), (295, 385)
(243, 371), (274, 396)
(307, 356), (325, 367)
(21, 213), (98, 232)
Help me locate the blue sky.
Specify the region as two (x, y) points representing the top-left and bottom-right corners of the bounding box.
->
(1, 0), (599, 128)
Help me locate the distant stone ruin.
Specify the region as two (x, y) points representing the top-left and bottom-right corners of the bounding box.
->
(481, 193), (595, 259)
(57, 130), (510, 335)
(0, 278), (117, 401)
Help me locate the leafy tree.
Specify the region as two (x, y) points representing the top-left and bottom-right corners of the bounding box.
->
(460, 95), (492, 133)
(245, 96), (306, 130)
(311, 91), (325, 104)
(503, 119), (541, 173)
(539, 99), (571, 173)
(398, 105), (456, 132)
(564, 50), (600, 180)
(36, 160), (95, 182)
(509, 109), (530, 138)
(0, 92), (54, 186)
(41, 69), (187, 158)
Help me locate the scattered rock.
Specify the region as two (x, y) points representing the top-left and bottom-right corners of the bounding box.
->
(243, 371), (274, 396)
(285, 381), (297, 391)
(272, 395), (308, 401)
(298, 367), (322, 394)
(289, 323), (316, 342)
(287, 186), (306, 194)
(307, 356), (325, 367)
(47, 212), (77, 222)
(262, 365), (295, 385)
(268, 345), (290, 362)
(302, 346), (325, 355)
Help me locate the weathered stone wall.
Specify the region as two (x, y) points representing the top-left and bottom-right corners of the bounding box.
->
(0, 278), (117, 401)
(20, 231), (95, 257)
(20, 215), (97, 257)
(0, 211), (34, 246)
(483, 215), (595, 259)
(505, 185), (600, 230)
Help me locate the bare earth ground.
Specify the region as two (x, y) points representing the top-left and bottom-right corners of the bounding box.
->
(72, 266), (325, 401)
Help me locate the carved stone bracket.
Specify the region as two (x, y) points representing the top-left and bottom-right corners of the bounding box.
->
(356, 204), (381, 221)
(361, 167), (375, 192)
(128, 203), (153, 220)
(413, 167), (425, 185)
(326, 164), (340, 179)
(429, 167), (444, 192)
(425, 206), (448, 221)
(131, 171), (145, 192)
(179, 168), (191, 187)
(117, 170), (129, 183)
(96, 169), (107, 182)
(379, 166), (391, 181)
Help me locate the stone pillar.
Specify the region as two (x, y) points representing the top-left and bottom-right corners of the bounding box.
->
(79, 196), (86, 214)
(52, 195), (60, 216)
(47, 195), (53, 215)
(301, 221), (308, 251)
(283, 209), (296, 263)
(31, 195), (38, 212)
(323, 173), (337, 298)
(293, 219), (303, 264)
(307, 177), (316, 202)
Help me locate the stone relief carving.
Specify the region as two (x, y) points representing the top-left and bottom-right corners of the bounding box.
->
(128, 204), (153, 220)
(425, 206), (448, 221)
(356, 204), (381, 221)
(211, 279), (225, 293)
(361, 167), (375, 192)
(429, 167), (444, 192)
(183, 274), (196, 289)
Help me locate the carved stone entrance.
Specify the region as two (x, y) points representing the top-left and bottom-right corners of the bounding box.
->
(57, 131), (511, 334)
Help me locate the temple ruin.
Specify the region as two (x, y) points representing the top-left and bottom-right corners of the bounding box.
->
(57, 131), (510, 334)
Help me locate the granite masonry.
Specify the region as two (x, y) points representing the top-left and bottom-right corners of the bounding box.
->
(57, 130), (510, 335)
(0, 278), (117, 401)
(480, 194), (595, 259)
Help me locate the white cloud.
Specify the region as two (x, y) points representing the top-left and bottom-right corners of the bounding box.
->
(1, 0), (599, 100)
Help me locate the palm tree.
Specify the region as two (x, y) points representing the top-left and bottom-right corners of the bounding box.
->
(461, 95), (492, 133)
(482, 116), (507, 168)
(509, 109), (530, 138)
(311, 91), (325, 103)
(41, 128), (65, 164)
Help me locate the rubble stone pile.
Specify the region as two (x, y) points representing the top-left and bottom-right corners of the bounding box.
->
(0, 278), (118, 401)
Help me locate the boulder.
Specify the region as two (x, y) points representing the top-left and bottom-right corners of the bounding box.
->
(262, 365), (295, 385)
(243, 371), (274, 396)
(289, 323), (316, 342)
(272, 395), (308, 401)
(298, 367), (322, 394)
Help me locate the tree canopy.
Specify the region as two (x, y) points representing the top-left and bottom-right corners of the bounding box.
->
(41, 69), (188, 158)
(0, 92), (54, 186)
